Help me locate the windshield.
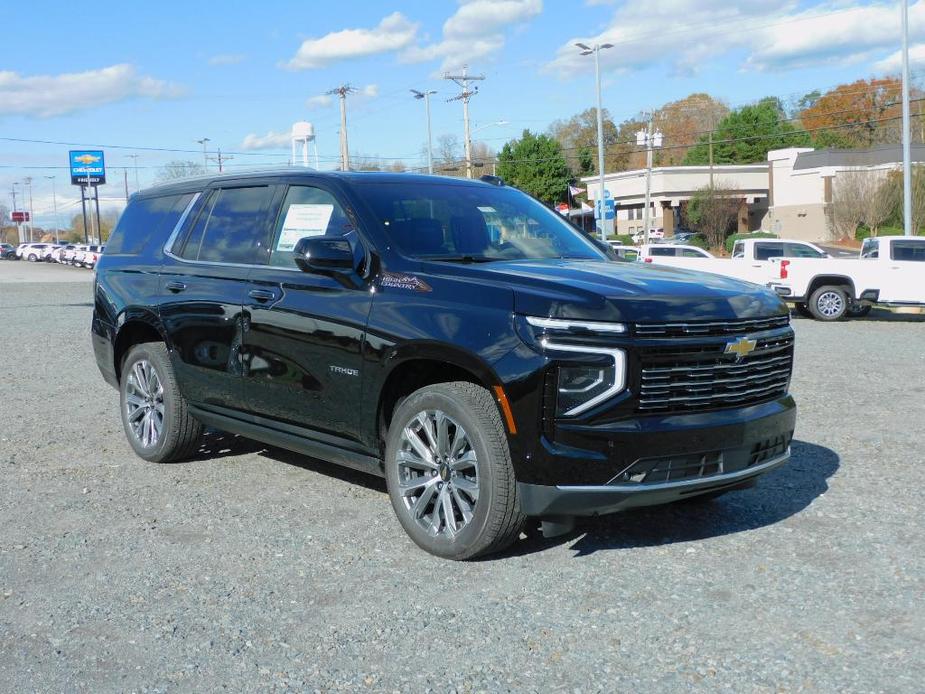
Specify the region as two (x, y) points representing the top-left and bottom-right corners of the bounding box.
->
(358, 181), (606, 262)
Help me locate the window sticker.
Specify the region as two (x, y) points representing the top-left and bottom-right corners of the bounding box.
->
(276, 203), (334, 251)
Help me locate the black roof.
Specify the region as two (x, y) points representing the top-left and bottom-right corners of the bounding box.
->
(141, 168), (494, 198)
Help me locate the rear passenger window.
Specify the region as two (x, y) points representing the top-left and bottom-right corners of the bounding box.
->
(269, 186), (353, 268)
(180, 186), (274, 264)
(892, 241), (925, 261)
(105, 193), (195, 256)
(785, 243), (824, 258)
(754, 242), (784, 260)
(681, 248), (705, 257)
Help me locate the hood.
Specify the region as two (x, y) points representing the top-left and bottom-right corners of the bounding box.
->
(461, 259), (788, 323)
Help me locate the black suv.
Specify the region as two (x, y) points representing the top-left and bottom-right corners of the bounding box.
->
(93, 171), (796, 559)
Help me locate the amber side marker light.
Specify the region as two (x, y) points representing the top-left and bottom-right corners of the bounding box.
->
(492, 385), (518, 435)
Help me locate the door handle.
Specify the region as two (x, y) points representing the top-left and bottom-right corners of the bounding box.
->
(248, 288), (277, 302)
(165, 281), (187, 293)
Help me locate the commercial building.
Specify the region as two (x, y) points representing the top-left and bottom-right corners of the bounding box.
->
(582, 145), (925, 242)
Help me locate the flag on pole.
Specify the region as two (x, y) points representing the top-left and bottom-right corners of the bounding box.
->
(580, 201), (593, 212)
(569, 185), (585, 196)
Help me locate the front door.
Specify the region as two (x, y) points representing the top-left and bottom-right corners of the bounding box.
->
(241, 183), (374, 444)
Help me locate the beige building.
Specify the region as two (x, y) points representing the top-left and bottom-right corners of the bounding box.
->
(583, 145), (925, 242)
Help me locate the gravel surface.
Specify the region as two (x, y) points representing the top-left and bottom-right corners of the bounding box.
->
(1, 262), (923, 692)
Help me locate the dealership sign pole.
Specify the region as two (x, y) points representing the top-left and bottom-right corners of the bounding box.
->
(69, 150), (106, 244)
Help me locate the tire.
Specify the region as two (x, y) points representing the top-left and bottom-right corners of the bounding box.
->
(27, 253), (37, 262)
(847, 303), (872, 318)
(384, 381), (525, 560)
(120, 342), (203, 463)
(794, 303), (814, 319)
(808, 285), (848, 321)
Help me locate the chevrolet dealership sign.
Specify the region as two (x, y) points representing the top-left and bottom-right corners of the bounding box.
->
(69, 150), (106, 186)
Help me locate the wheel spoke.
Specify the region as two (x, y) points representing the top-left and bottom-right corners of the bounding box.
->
(435, 411), (450, 458)
(410, 483), (438, 519)
(399, 474), (438, 495)
(450, 450), (477, 471)
(452, 476), (479, 502)
(403, 428), (435, 465)
(428, 490), (444, 535)
(451, 486), (474, 524)
(415, 412), (438, 454)
(131, 363), (149, 397)
(126, 403), (146, 423)
(441, 488), (457, 537)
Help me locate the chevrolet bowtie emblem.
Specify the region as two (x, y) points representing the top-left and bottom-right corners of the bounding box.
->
(73, 154), (101, 165)
(725, 336), (757, 359)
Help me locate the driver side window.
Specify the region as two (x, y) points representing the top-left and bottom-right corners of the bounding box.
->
(269, 185), (353, 268)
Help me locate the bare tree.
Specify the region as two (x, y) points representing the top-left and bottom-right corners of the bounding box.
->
(685, 181), (740, 248)
(862, 172), (900, 237)
(830, 171), (868, 240)
(157, 160), (207, 182)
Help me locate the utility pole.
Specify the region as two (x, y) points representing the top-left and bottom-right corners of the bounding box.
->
(637, 117), (663, 245)
(44, 176), (60, 243)
(445, 66), (485, 179)
(708, 125), (715, 189)
(196, 138), (211, 172)
(576, 42), (614, 241)
(208, 148), (234, 173)
(126, 154), (140, 192)
(327, 85), (357, 171)
(901, 0), (913, 236)
(411, 89), (437, 174)
(11, 184), (22, 244)
(123, 168), (130, 201)
(24, 177), (34, 242)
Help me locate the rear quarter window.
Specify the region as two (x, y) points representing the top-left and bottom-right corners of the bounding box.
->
(891, 240), (925, 261)
(105, 193), (195, 256)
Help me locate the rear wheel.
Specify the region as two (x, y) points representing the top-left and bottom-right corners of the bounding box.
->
(384, 382), (525, 560)
(120, 343), (203, 463)
(27, 253), (37, 262)
(808, 285), (848, 321)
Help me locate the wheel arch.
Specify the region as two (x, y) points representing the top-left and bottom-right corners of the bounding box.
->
(113, 311), (170, 383)
(808, 275), (856, 299)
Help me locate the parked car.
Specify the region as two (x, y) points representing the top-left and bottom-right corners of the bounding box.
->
(19, 243), (51, 262)
(0, 243), (15, 259)
(642, 237), (828, 286)
(93, 171), (796, 560)
(79, 245), (105, 269)
(14, 243), (29, 259)
(62, 244), (86, 265)
(607, 243), (640, 261)
(631, 229), (665, 244)
(52, 244), (77, 263)
(637, 243), (714, 262)
(41, 244), (63, 261)
(769, 236), (925, 320)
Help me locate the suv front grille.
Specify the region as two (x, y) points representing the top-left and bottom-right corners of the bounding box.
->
(634, 315), (790, 338)
(637, 334), (793, 413)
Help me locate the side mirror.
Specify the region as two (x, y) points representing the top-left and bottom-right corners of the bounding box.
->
(293, 237), (354, 274)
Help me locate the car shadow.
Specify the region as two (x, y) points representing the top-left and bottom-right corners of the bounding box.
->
(791, 308), (925, 323)
(498, 439), (839, 559)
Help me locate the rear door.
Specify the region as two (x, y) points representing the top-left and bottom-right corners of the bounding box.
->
(880, 239), (925, 302)
(241, 180), (373, 443)
(159, 182), (277, 412)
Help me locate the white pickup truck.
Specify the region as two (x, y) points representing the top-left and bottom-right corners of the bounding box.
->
(768, 236), (925, 320)
(642, 237), (829, 285)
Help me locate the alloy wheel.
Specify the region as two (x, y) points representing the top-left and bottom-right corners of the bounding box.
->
(396, 410), (479, 540)
(817, 290), (844, 317)
(124, 359), (165, 448)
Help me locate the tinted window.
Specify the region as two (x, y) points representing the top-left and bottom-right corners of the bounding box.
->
(755, 242), (785, 260)
(269, 185), (353, 268)
(892, 240), (925, 261)
(681, 248), (707, 257)
(861, 238), (879, 258)
(649, 247), (676, 256)
(181, 186), (273, 264)
(107, 193), (194, 256)
(732, 241), (745, 258)
(785, 242), (825, 258)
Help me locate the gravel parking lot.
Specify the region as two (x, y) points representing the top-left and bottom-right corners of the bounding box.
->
(1, 261), (923, 692)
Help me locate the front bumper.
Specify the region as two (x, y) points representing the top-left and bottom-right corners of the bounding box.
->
(518, 448), (789, 517)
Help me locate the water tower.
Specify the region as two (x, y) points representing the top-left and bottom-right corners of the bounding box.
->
(291, 121), (319, 168)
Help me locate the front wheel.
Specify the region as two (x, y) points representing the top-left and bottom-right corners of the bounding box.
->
(120, 343), (203, 463)
(384, 382), (525, 560)
(808, 285), (848, 321)
(27, 253), (37, 262)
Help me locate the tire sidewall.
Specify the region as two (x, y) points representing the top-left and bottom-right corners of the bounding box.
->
(120, 344), (180, 462)
(384, 387), (503, 559)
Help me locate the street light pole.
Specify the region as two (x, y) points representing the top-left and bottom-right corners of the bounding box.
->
(44, 176), (59, 243)
(576, 42), (613, 242)
(24, 177), (35, 242)
(901, 0), (913, 236)
(196, 138), (210, 172)
(411, 89), (437, 174)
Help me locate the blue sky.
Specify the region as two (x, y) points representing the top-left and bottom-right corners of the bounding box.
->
(2, 0), (922, 227)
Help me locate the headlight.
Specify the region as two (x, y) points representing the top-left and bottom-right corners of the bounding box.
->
(543, 339), (626, 416)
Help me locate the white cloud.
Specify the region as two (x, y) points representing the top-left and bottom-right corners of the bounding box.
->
(362, 83), (379, 97)
(546, 1), (925, 78)
(208, 53), (246, 66)
(874, 43), (925, 73)
(0, 64), (182, 117)
(285, 12), (418, 69)
(241, 130), (292, 150)
(402, 0), (542, 72)
(307, 94), (333, 109)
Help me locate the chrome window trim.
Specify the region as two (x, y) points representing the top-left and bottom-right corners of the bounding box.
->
(541, 338), (627, 416)
(162, 192), (202, 258)
(526, 316), (627, 334)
